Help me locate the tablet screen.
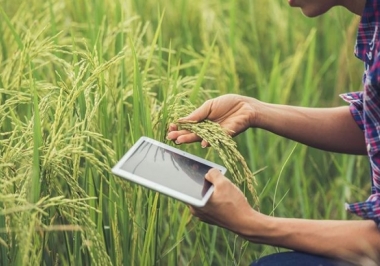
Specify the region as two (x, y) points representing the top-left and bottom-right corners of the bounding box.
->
(119, 140), (212, 200)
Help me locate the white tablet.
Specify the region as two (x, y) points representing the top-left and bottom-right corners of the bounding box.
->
(111, 136), (227, 207)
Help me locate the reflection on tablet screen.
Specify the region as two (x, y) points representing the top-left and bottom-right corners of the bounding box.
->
(120, 141), (212, 200)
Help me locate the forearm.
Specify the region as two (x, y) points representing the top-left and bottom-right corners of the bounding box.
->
(190, 168), (380, 263)
(239, 212), (380, 263)
(253, 101), (366, 155)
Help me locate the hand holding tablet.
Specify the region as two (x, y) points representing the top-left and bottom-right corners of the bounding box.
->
(111, 136), (227, 207)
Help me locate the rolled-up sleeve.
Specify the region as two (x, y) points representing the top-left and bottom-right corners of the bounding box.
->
(339, 82), (380, 228)
(338, 0), (380, 228)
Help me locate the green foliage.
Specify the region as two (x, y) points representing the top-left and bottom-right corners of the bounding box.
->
(0, 0), (369, 265)
(163, 95), (259, 207)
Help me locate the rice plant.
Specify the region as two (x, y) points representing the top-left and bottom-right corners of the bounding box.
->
(0, 0), (368, 265)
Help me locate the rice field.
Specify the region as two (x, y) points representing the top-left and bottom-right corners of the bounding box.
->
(0, 0), (370, 265)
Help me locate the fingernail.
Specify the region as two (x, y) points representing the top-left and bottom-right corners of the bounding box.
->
(175, 140), (180, 145)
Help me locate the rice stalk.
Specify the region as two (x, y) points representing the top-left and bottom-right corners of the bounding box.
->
(111, 201), (122, 266)
(0, 17), (124, 263)
(159, 93), (259, 207)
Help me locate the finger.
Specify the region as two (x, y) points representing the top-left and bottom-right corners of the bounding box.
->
(168, 123), (178, 132)
(201, 140), (209, 148)
(205, 168), (225, 184)
(172, 132), (202, 144)
(167, 129), (190, 140)
(168, 125), (210, 148)
(178, 100), (213, 123)
(168, 124), (200, 138)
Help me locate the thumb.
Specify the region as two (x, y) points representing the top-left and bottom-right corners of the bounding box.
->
(205, 168), (224, 184)
(177, 100), (212, 123)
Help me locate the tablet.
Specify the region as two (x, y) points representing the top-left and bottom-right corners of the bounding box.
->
(111, 136), (227, 207)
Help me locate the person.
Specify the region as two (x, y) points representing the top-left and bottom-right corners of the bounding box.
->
(167, 0), (380, 265)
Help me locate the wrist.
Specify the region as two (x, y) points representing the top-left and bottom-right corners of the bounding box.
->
(233, 210), (276, 242)
(247, 98), (267, 129)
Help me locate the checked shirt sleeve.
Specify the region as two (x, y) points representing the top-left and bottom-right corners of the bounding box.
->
(340, 39), (380, 227)
(340, 91), (380, 228)
(338, 0), (380, 228)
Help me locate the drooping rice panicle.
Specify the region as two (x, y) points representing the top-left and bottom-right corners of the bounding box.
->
(163, 94), (259, 208)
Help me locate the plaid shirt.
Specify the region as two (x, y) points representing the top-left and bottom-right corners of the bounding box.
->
(340, 0), (380, 227)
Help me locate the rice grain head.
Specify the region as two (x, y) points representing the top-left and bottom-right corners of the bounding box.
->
(162, 94), (259, 208)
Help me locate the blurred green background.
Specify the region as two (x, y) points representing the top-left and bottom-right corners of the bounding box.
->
(0, 0), (370, 265)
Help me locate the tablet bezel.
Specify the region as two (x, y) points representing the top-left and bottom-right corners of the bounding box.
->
(111, 136), (227, 207)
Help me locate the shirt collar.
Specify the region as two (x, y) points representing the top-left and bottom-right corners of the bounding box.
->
(355, 0), (379, 64)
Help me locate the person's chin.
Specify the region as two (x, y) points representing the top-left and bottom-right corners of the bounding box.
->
(301, 11), (320, 17)
(287, 0), (300, 8)
(301, 5), (332, 17)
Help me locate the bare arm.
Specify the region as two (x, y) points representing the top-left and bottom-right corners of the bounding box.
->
(255, 102), (366, 155)
(191, 169), (380, 264)
(242, 214), (380, 264)
(168, 94), (366, 155)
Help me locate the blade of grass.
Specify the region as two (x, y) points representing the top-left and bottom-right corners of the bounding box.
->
(0, 6), (23, 49)
(30, 59), (42, 204)
(142, 10), (165, 81)
(272, 143), (297, 214)
(141, 192), (159, 266)
(0, 212), (6, 266)
(189, 35), (217, 102)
